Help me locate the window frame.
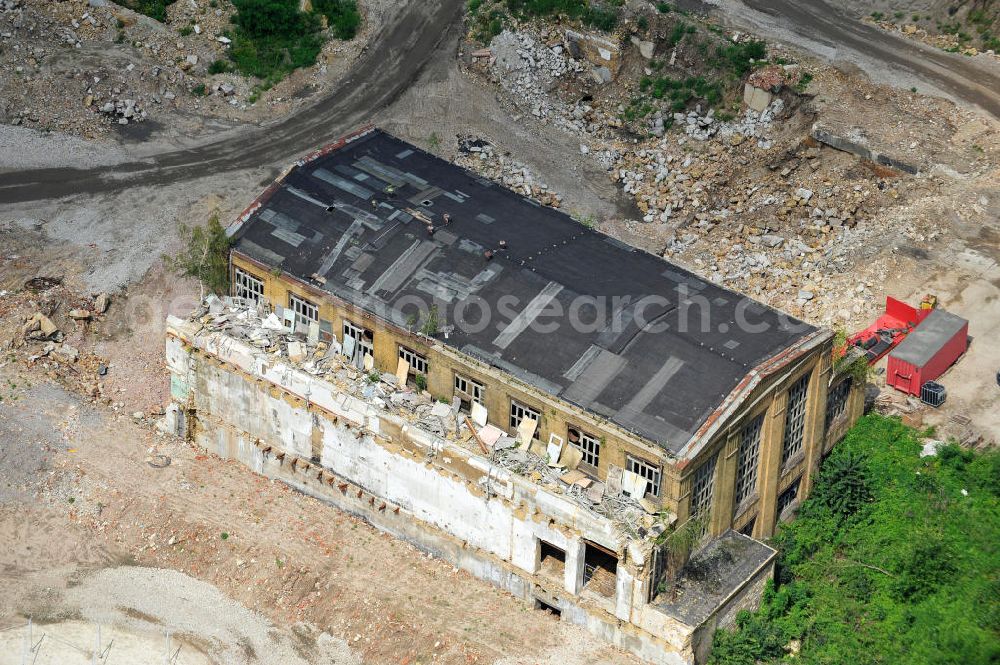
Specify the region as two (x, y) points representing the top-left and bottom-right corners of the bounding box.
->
(626, 454), (662, 498)
(569, 427), (601, 469)
(781, 374), (810, 465)
(454, 373), (485, 407)
(734, 414), (764, 507)
(342, 319), (373, 367)
(398, 345), (429, 375)
(689, 453), (717, 522)
(776, 476), (802, 517)
(288, 293), (319, 328)
(509, 399), (541, 433)
(233, 267), (265, 304)
(825, 377), (853, 429)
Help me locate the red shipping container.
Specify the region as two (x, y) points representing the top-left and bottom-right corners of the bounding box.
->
(886, 309), (968, 395)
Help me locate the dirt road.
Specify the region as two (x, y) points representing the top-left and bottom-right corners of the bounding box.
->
(4, 0), (999, 208)
(711, 0), (1000, 117)
(0, 0), (466, 205)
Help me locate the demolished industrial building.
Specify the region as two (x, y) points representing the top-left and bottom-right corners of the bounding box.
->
(163, 126), (864, 664)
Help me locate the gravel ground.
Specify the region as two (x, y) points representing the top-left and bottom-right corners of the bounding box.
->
(0, 125), (132, 170)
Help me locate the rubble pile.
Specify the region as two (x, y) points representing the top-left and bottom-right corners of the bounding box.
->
(462, 26), (956, 328)
(2, 281), (114, 399)
(193, 296), (669, 539)
(670, 99), (784, 147)
(455, 136), (563, 207)
(489, 29), (585, 121)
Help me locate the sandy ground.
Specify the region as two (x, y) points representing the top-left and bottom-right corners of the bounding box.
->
(0, 374), (638, 665)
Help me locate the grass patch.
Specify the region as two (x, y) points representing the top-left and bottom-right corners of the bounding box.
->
(708, 415), (1000, 665)
(505, 0), (620, 31)
(118, 0), (177, 22)
(227, 0), (323, 80)
(221, 0), (358, 82)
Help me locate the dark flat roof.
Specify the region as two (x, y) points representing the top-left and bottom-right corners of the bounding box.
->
(231, 128), (814, 454)
(890, 309), (967, 368)
(654, 530), (776, 626)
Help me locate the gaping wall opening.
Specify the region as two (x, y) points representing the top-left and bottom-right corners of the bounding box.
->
(583, 541), (618, 598)
(538, 541), (566, 581)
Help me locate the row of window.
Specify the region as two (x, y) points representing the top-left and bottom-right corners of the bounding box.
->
(690, 372), (846, 528)
(233, 267), (666, 493)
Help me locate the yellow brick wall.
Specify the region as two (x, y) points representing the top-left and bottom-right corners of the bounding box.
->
(231, 254), (680, 509)
(232, 254), (861, 528)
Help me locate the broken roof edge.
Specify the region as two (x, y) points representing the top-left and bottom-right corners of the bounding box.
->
(674, 327), (833, 465)
(226, 124), (378, 240)
(231, 247), (677, 465)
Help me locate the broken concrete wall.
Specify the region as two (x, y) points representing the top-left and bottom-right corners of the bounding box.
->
(743, 83), (773, 113)
(811, 124), (919, 175)
(165, 317), (697, 665)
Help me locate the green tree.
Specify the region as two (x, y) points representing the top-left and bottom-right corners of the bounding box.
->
(166, 213), (233, 297)
(708, 416), (1000, 665)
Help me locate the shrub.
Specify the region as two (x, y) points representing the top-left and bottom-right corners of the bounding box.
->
(165, 213), (233, 296)
(708, 416), (1000, 665)
(505, 0), (619, 31)
(227, 0), (325, 79)
(119, 0), (177, 22)
(313, 0), (362, 40)
(208, 59), (234, 74)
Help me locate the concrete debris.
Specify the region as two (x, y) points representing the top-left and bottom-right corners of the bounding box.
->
(23, 312), (60, 340)
(94, 292), (111, 313)
(51, 343), (79, 362)
(69, 308), (92, 320)
(455, 136), (562, 208)
(191, 298), (669, 539)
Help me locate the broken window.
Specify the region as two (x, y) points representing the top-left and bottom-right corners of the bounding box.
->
(288, 293), (319, 328)
(777, 476), (801, 518)
(781, 374), (810, 465)
(342, 320), (374, 368)
(739, 517), (756, 538)
(690, 454), (717, 529)
(568, 427), (600, 469)
(454, 373), (485, 412)
(734, 414), (764, 507)
(825, 377), (852, 430)
(398, 345), (428, 376)
(626, 454), (661, 497)
(538, 540), (565, 579)
(509, 400), (540, 433)
(233, 267), (264, 304)
(582, 541), (618, 598)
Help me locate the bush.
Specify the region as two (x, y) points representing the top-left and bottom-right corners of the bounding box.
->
(505, 0), (619, 31)
(708, 416), (1000, 665)
(227, 0), (324, 79)
(165, 213), (233, 296)
(313, 0), (362, 40)
(208, 59), (234, 74)
(119, 0), (177, 22)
